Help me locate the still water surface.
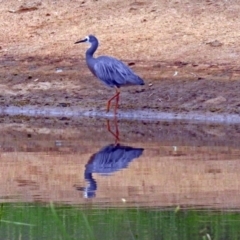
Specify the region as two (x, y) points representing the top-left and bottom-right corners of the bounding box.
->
(0, 117), (240, 239)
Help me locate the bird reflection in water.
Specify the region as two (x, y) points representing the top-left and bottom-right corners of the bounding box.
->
(75, 119), (144, 198)
(76, 143), (144, 198)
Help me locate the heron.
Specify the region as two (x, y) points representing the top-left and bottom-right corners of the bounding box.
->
(75, 35), (145, 113)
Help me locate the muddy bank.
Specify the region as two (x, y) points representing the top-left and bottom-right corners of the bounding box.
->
(1, 0), (240, 120)
(1, 56), (240, 118)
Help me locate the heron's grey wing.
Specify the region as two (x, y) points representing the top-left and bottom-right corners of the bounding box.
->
(94, 56), (142, 87)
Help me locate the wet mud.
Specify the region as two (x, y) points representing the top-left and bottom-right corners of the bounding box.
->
(1, 116), (240, 152)
(1, 56), (240, 119)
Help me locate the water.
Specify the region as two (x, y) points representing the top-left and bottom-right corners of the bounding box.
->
(0, 116), (240, 239)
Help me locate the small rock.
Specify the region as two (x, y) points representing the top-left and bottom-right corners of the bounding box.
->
(128, 62), (135, 66)
(204, 96), (226, 105)
(56, 68), (63, 73)
(173, 71), (178, 76)
(129, 1), (146, 6)
(58, 103), (70, 107)
(129, 7), (137, 11)
(9, 1), (41, 13)
(55, 140), (63, 147)
(174, 61), (188, 67)
(206, 40), (223, 47)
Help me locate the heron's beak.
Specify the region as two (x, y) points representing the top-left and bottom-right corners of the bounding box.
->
(75, 38), (87, 44)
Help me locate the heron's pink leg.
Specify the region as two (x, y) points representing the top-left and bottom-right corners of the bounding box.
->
(114, 89), (120, 115)
(106, 88), (120, 113)
(106, 119), (120, 143)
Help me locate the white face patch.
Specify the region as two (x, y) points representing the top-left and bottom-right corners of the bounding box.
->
(86, 36), (90, 43)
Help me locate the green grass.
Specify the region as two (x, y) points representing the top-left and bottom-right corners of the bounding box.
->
(0, 203), (239, 240)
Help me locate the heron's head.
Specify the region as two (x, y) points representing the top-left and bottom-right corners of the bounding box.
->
(75, 35), (97, 45)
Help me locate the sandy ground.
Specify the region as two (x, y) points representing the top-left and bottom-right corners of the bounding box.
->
(1, 0), (240, 116)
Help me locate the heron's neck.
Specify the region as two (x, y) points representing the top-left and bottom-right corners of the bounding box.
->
(86, 41), (98, 58)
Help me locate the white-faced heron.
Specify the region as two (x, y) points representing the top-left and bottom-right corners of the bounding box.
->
(75, 35), (145, 113)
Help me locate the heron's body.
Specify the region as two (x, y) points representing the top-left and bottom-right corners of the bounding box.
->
(75, 35), (145, 113)
(90, 55), (144, 88)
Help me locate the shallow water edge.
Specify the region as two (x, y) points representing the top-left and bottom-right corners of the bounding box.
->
(0, 105), (240, 124)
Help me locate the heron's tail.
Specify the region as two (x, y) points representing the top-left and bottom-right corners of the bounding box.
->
(136, 76), (145, 85)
